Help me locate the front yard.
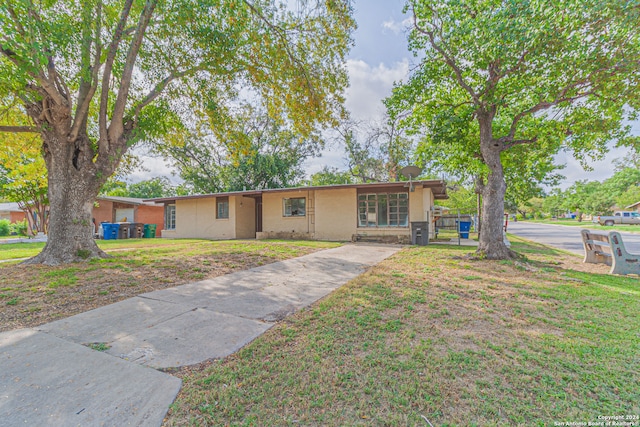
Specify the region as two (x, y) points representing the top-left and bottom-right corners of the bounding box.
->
(164, 237), (639, 426)
(1, 237), (638, 425)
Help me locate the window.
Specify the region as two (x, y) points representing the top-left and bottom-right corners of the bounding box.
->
(165, 204), (176, 230)
(358, 193), (408, 227)
(217, 197), (229, 219)
(283, 197), (306, 217)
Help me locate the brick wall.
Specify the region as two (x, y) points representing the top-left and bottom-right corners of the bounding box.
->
(136, 205), (165, 232)
(10, 211), (27, 223)
(92, 200), (114, 226)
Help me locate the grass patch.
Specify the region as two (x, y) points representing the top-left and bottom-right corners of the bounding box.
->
(166, 242), (639, 426)
(87, 342), (111, 351)
(522, 218), (640, 233)
(0, 239), (339, 332)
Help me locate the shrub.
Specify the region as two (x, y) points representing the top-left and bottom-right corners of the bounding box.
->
(10, 220), (28, 236)
(0, 219), (10, 236)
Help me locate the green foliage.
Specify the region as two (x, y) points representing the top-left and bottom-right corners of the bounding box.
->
(0, 0), (355, 263)
(128, 177), (173, 199)
(159, 104), (321, 193)
(10, 220), (27, 236)
(387, 0), (640, 252)
(0, 219), (10, 236)
(439, 185), (477, 214)
(306, 166), (354, 186)
(100, 177), (177, 198)
(100, 180), (129, 197)
(552, 167), (640, 215)
(616, 186), (640, 210)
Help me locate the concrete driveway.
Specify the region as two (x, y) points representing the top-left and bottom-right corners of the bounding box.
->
(0, 243), (400, 427)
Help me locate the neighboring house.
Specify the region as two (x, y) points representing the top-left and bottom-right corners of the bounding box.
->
(0, 202), (27, 223)
(149, 180), (448, 243)
(626, 201), (640, 213)
(93, 196), (165, 233)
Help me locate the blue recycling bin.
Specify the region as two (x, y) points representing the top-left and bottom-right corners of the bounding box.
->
(102, 223), (120, 240)
(458, 221), (471, 239)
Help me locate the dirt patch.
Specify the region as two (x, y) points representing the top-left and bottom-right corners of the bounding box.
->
(0, 242), (325, 332)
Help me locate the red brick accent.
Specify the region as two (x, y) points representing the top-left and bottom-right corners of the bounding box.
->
(10, 211), (27, 223)
(135, 205), (165, 232)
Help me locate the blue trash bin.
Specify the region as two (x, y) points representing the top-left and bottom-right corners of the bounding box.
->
(102, 223), (120, 240)
(458, 221), (471, 239)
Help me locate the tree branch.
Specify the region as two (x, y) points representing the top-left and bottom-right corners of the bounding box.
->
(70, 2), (103, 142)
(109, 0), (157, 143)
(99, 0), (134, 151)
(133, 68), (196, 120)
(411, 6), (480, 105)
(0, 125), (39, 133)
(503, 137), (538, 150)
(242, 0), (317, 102)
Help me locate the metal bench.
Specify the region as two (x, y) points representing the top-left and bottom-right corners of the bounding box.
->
(581, 229), (640, 275)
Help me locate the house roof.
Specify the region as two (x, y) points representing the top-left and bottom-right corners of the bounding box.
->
(626, 201), (640, 209)
(96, 196), (163, 207)
(146, 180), (449, 204)
(0, 202), (22, 212)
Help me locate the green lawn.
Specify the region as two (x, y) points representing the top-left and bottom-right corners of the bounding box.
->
(165, 239), (639, 426)
(0, 238), (341, 262)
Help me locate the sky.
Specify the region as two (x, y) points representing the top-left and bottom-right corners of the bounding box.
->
(132, 0), (633, 191)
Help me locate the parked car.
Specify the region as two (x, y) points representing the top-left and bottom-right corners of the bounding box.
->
(593, 211), (640, 226)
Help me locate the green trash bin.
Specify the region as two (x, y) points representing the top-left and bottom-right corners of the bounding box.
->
(143, 224), (157, 238)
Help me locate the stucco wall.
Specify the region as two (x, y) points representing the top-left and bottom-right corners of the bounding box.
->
(313, 188), (358, 241)
(176, 197), (236, 239)
(409, 187), (424, 221)
(261, 190), (311, 237)
(235, 196), (256, 239)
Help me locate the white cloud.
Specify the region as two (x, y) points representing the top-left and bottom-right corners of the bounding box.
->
(553, 145), (630, 190)
(303, 58), (412, 176)
(344, 58), (410, 122)
(381, 17), (412, 35)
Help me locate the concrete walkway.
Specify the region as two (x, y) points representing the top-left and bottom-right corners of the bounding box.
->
(0, 244), (399, 426)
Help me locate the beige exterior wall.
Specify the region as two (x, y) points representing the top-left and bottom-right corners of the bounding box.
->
(164, 184), (440, 242)
(313, 188), (357, 241)
(175, 197), (235, 239)
(161, 228), (177, 238)
(260, 190), (313, 239)
(409, 187), (424, 221)
(235, 196), (256, 239)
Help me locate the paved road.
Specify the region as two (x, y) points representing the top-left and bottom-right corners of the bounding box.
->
(507, 221), (640, 255)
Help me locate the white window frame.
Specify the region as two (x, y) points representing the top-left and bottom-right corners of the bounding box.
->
(165, 204), (176, 230)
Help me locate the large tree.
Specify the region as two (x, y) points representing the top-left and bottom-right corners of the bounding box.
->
(338, 113), (416, 183)
(159, 103), (322, 193)
(0, 0), (354, 264)
(387, 0), (640, 259)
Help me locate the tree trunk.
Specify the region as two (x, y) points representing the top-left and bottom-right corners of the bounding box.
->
(24, 131), (108, 265)
(476, 116), (516, 260)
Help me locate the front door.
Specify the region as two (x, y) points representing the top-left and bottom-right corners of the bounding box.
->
(255, 196), (263, 233)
